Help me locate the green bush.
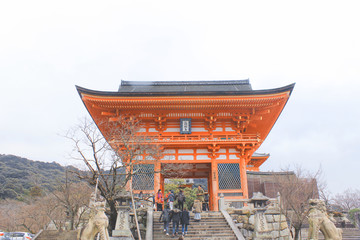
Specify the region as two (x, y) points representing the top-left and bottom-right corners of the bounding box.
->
(164, 179), (197, 210)
(348, 208), (360, 225)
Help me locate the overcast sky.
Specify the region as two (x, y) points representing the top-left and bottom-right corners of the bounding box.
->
(1, 0), (359, 195)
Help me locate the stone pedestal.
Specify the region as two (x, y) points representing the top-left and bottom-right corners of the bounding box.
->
(253, 208), (272, 239)
(111, 196), (133, 240)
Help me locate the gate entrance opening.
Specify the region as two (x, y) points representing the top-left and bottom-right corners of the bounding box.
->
(160, 163), (212, 209)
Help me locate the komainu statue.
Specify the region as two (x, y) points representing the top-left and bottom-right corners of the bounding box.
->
(307, 199), (342, 240)
(78, 201), (110, 240)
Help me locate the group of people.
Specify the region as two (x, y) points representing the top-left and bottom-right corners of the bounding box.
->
(155, 185), (209, 237)
(155, 189), (187, 211)
(159, 205), (190, 237)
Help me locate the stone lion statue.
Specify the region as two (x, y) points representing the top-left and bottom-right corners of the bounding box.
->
(78, 201), (110, 240)
(307, 199), (342, 240)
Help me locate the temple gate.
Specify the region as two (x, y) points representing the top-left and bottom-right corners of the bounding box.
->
(77, 80), (294, 211)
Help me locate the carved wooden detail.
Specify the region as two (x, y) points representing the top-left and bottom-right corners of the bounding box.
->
(154, 114), (167, 132)
(204, 113), (217, 131)
(231, 114), (251, 133)
(207, 144), (220, 159)
(235, 143), (257, 164)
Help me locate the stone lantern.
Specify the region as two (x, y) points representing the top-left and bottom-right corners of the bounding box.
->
(249, 192), (269, 209)
(112, 191), (133, 239)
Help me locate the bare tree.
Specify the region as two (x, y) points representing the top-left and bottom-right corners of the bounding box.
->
(333, 188), (360, 211)
(275, 166), (320, 240)
(52, 171), (92, 230)
(64, 117), (163, 232)
(0, 199), (25, 231)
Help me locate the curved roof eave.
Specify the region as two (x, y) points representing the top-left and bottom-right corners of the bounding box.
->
(75, 83), (295, 98)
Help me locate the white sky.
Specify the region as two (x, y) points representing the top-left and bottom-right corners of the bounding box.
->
(1, 0), (359, 195)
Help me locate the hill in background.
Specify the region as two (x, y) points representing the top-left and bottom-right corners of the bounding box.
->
(0, 154), (78, 200)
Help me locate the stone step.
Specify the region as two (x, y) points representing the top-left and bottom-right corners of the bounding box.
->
(154, 225), (231, 229)
(154, 237), (237, 240)
(154, 221), (229, 226)
(154, 231), (234, 235)
(153, 211), (222, 216)
(153, 211), (237, 240)
(154, 226), (232, 232)
(154, 233), (237, 240)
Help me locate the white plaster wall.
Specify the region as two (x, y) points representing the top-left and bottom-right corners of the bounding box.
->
(164, 127), (180, 132)
(138, 128), (147, 132)
(179, 155), (194, 160)
(162, 155), (176, 160)
(196, 149), (209, 153)
(178, 149), (194, 153)
(196, 155), (211, 160)
(217, 155), (227, 160)
(192, 127), (207, 132)
(163, 149), (176, 154)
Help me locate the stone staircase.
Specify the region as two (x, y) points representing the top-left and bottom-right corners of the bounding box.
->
(301, 227), (360, 240)
(153, 211), (237, 240)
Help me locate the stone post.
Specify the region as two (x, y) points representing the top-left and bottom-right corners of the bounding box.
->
(112, 205), (133, 240)
(219, 193), (225, 211)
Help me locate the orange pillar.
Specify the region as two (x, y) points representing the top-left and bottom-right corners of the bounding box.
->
(211, 160), (219, 211)
(208, 169), (213, 211)
(240, 156), (249, 199)
(154, 161), (161, 194)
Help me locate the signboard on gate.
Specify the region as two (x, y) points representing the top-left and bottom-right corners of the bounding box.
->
(180, 118), (191, 134)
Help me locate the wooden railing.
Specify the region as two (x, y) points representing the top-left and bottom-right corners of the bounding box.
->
(110, 133), (260, 145)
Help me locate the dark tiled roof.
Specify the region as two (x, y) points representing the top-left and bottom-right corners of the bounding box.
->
(76, 80), (295, 97)
(251, 152), (270, 158)
(118, 80), (252, 93)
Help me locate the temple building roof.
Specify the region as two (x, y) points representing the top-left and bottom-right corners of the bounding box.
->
(76, 80), (294, 97)
(251, 152), (270, 158)
(118, 80), (252, 93)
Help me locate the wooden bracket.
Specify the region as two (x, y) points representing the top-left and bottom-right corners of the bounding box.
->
(235, 143), (257, 164)
(231, 114), (250, 133)
(154, 114), (167, 132)
(204, 113), (217, 131)
(207, 144), (220, 159)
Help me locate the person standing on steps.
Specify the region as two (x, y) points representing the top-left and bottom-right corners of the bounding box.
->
(180, 206), (190, 236)
(193, 199), (202, 222)
(177, 189), (186, 211)
(170, 208), (181, 237)
(159, 205), (171, 236)
(203, 192), (209, 211)
(155, 189), (164, 211)
(196, 185), (205, 202)
(166, 190), (175, 210)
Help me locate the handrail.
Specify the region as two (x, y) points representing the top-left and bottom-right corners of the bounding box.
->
(145, 208), (153, 240)
(221, 210), (246, 240)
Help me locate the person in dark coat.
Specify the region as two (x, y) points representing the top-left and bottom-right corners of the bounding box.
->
(177, 189), (186, 211)
(159, 205), (171, 235)
(202, 192), (209, 211)
(170, 208), (181, 236)
(180, 207), (190, 236)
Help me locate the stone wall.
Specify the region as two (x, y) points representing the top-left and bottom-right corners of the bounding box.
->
(129, 207), (148, 239)
(227, 205), (293, 240)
